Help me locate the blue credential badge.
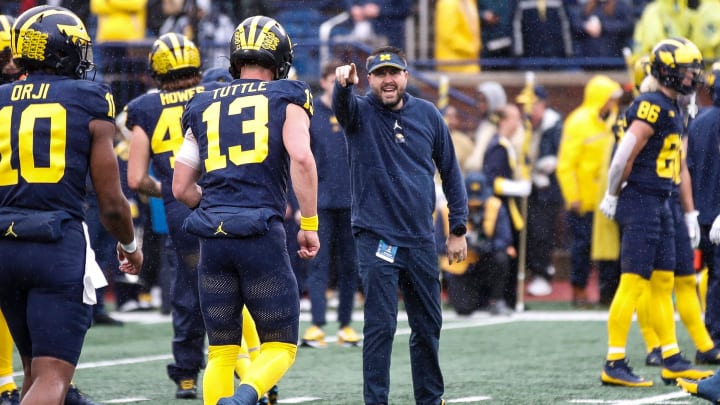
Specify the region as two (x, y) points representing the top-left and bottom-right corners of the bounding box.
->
(375, 239), (398, 263)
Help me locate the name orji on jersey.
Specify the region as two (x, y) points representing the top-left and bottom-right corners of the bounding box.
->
(10, 83), (50, 101)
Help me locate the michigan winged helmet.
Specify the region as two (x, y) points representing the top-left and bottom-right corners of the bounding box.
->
(149, 32), (201, 81)
(229, 15), (293, 80)
(10, 5), (93, 79)
(649, 37), (704, 95)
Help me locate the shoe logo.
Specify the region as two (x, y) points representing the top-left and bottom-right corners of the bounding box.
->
(4, 222), (17, 238)
(214, 221), (227, 236)
(179, 379), (196, 390)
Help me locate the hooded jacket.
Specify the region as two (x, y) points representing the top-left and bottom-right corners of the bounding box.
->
(557, 74), (621, 213)
(332, 82), (468, 247)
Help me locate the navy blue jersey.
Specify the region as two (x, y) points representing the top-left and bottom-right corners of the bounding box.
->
(182, 79), (313, 218)
(125, 82), (225, 204)
(623, 91), (683, 194)
(0, 74), (116, 220)
(310, 100), (351, 210)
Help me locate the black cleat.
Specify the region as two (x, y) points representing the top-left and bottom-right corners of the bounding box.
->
(175, 378), (197, 399)
(65, 384), (100, 405)
(92, 312), (124, 326)
(0, 389), (19, 405)
(645, 347), (662, 366)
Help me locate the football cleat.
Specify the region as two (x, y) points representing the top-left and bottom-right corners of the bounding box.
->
(601, 358), (654, 387)
(266, 384), (278, 404)
(645, 347), (662, 366)
(175, 377), (198, 399)
(301, 325), (327, 348)
(661, 353), (714, 385)
(677, 373), (720, 402)
(92, 312), (124, 326)
(337, 326), (362, 346)
(218, 385), (258, 405)
(64, 384), (100, 405)
(696, 347), (720, 365)
(0, 389), (19, 405)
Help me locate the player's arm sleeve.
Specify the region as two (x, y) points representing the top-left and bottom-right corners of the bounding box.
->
(606, 130), (637, 195)
(175, 128), (201, 170)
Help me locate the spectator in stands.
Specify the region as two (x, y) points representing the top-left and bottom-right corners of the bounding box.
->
(632, 0), (695, 59)
(478, 0), (514, 59)
(444, 105), (476, 172)
(557, 74), (622, 307)
(465, 81), (508, 173)
(346, 0), (414, 49)
(214, 0), (269, 24)
(691, 0), (720, 66)
(516, 85), (564, 297)
(434, 0), (481, 73)
(0, 2), (17, 15)
(439, 172), (515, 316)
(90, 0), (148, 109)
(158, 0), (207, 41)
(90, 0), (146, 42)
(482, 103), (532, 309)
(568, 0), (635, 58)
(512, 0), (574, 58)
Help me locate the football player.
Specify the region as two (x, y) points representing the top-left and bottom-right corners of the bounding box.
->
(172, 15), (319, 405)
(632, 54), (720, 368)
(0, 13), (20, 405)
(0, 5), (142, 404)
(599, 37), (710, 387)
(125, 32), (221, 400)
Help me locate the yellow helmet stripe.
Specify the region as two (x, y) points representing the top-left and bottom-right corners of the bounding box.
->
(0, 16), (11, 32)
(166, 33), (184, 68)
(238, 16), (277, 51)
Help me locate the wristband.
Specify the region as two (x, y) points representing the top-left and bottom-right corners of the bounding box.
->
(120, 238), (137, 254)
(300, 215), (319, 231)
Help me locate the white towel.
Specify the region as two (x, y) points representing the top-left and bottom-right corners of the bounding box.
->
(82, 222), (109, 305)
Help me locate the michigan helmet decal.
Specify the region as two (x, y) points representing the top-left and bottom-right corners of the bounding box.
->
(650, 37), (704, 95)
(149, 32), (201, 79)
(229, 15), (293, 80)
(11, 5), (93, 79)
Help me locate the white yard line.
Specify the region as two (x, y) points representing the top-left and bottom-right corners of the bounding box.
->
(569, 391), (692, 404)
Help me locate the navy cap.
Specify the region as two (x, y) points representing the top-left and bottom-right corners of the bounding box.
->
(465, 172), (492, 206)
(366, 51), (407, 74)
